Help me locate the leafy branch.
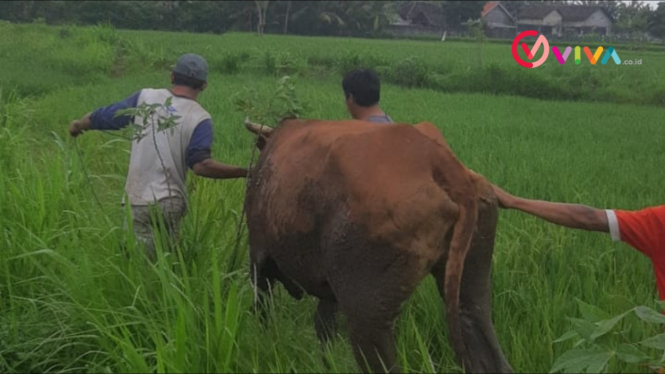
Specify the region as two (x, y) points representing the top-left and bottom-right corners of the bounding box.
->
(115, 96), (181, 143)
(551, 298), (665, 373)
(234, 75), (304, 127)
(114, 96), (181, 199)
(227, 76), (305, 274)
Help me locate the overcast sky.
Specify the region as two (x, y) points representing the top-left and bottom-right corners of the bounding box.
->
(628, 0), (661, 9)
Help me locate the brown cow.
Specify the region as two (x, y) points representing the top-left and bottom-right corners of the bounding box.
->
(243, 118), (512, 374)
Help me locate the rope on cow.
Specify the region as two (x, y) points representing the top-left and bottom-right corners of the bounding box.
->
(227, 127), (262, 274)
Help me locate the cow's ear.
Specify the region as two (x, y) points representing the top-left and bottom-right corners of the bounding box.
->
(256, 135), (267, 150)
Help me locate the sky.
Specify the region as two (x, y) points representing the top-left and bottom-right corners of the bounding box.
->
(628, 0), (661, 9)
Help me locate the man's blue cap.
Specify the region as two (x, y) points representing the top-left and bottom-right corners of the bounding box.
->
(173, 53), (208, 82)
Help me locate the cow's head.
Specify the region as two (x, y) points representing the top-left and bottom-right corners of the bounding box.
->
(244, 116), (303, 151)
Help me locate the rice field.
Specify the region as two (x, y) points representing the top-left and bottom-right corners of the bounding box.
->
(1, 22), (665, 373)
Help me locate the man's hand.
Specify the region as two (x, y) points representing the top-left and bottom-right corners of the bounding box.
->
(491, 184), (517, 209)
(69, 113), (92, 137)
(69, 120), (85, 137)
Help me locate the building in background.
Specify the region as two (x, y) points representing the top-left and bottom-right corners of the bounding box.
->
(481, 1), (516, 39)
(386, 2), (447, 38)
(516, 4), (612, 37)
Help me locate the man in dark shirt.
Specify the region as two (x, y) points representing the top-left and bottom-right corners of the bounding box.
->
(342, 68), (393, 124)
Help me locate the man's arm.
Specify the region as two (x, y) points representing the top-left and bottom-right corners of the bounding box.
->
(491, 184), (609, 232)
(192, 159), (249, 179)
(187, 119), (249, 179)
(69, 91), (140, 137)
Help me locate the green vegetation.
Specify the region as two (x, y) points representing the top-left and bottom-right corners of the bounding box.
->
(3, 21), (665, 108)
(2, 22), (665, 373)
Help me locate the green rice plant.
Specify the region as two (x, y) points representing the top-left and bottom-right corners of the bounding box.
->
(215, 53), (242, 75)
(384, 56), (433, 88)
(551, 299), (665, 373)
(2, 22), (665, 374)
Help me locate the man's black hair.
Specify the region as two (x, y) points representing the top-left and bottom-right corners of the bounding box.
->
(172, 71), (206, 90)
(342, 68), (380, 107)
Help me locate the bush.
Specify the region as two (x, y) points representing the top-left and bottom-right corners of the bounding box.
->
(336, 51), (364, 76)
(259, 51), (307, 77)
(214, 53), (241, 75)
(275, 52), (307, 76)
(59, 27), (71, 39)
(263, 50), (277, 76)
(384, 57), (433, 88)
(307, 55), (336, 69)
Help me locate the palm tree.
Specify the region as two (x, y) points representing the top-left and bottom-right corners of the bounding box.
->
(288, 1), (396, 37)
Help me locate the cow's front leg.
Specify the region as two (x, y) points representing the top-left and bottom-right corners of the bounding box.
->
(250, 253), (275, 324)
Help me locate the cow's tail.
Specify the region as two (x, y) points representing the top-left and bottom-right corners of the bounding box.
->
(443, 179), (478, 371)
(414, 121), (479, 370)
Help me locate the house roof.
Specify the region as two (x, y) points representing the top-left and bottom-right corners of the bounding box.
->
(556, 6), (611, 22)
(481, 1), (516, 22)
(398, 2), (446, 27)
(518, 5), (611, 22)
(518, 5), (560, 20)
(481, 1), (499, 17)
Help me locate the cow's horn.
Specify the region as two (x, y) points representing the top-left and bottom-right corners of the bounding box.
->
(245, 116), (274, 136)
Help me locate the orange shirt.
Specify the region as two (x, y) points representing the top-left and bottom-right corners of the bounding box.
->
(606, 206), (665, 299)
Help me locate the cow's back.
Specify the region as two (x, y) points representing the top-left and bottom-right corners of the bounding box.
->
(245, 120), (466, 291)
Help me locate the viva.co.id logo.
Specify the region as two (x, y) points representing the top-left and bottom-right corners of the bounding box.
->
(512, 30), (622, 68)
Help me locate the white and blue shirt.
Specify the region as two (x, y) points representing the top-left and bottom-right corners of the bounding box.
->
(90, 88), (213, 207)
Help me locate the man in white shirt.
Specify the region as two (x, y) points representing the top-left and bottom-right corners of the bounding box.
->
(69, 53), (248, 260)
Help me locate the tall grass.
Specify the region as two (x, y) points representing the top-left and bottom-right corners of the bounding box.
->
(1, 22), (664, 374)
(3, 23), (665, 106)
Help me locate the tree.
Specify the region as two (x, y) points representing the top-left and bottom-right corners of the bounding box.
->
(255, 0), (270, 36)
(502, 0), (574, 16)
(282, 1), (396, 37)
(175, 1), (249, 34)
(614, 0), (651, 45)
(648, 2), (665, 39)
(615, 1), (651, 30)
(463, 18), (487, 68)
(441, 1), (485, 31)
(283, 0), (291, 34)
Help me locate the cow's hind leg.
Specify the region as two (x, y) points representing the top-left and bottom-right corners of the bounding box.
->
(332, 252), (415, 374)
(433, 199), (512, 373)
(315, 299), (339, 345)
